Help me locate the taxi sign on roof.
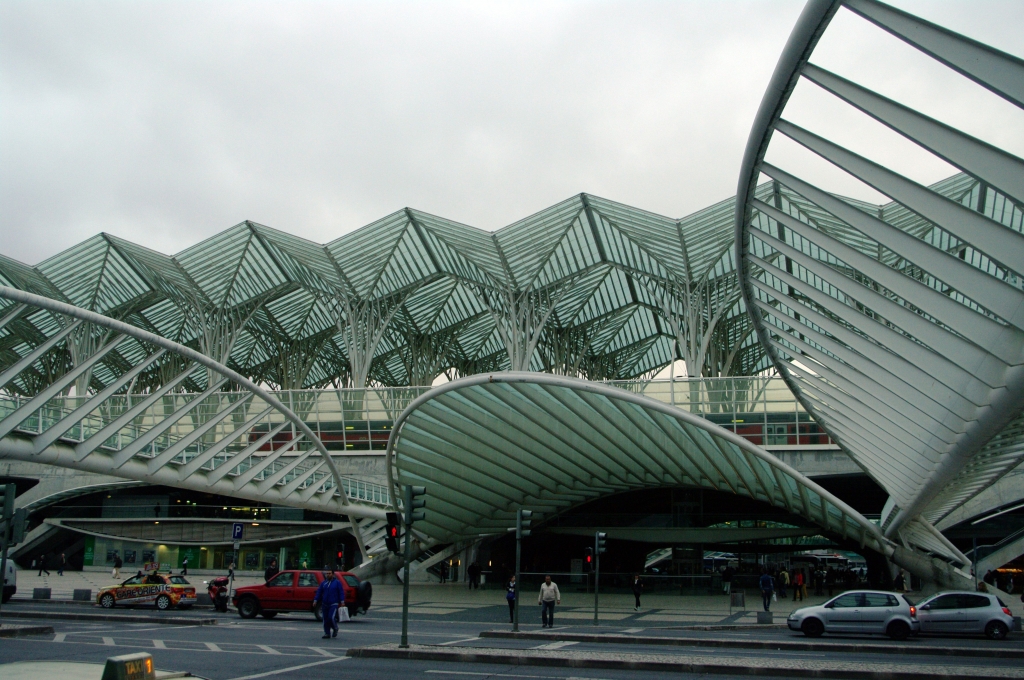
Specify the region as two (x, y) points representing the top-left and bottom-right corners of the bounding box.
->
(101, 652), (155, 680)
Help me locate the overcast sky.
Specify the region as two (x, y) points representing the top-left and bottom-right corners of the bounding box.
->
(2, 0), (1022, 265)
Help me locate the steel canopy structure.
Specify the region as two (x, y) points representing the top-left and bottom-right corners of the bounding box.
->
(384, 371), (888, 555)
(736, 0), (1024, 568)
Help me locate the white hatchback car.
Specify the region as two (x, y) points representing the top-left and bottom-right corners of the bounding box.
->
(916, 591), (1014, 640)
(788, 590), (919, 640)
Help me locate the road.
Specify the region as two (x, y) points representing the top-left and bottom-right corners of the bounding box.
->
(0, 600), (1021, 680)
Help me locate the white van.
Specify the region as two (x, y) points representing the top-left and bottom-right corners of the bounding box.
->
(2, 559), (16, 603)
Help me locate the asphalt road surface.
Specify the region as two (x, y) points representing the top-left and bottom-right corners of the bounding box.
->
(1, 601), (1020, 680)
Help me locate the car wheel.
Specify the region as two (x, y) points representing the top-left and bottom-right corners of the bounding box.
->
(985, 620), (1009, 640)
(313, 605), (323, 621)
(801, 618), (824, 638)
(887, 620), (910, 641)
(261, 611), (277, 619)
(100, 593), (116, 609)
(238, 596), (260, 619)
(155, 595), (172, 611)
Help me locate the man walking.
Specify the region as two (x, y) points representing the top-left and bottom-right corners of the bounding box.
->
(778, 566), (789, 599)
(58, 553), (66, 576)
(467, 561), (481, 590)
(264, 559), (279, 583)
(313, 569), (344, 640)
(793, 569), (804, 601)
(113, 554), (122, 579)
(632, 574), (644, 611)
(38, 554), (50, 577)
(759, 568), (774, 612)
(181, 556), (188, 576)
(538, 575), (560, 628)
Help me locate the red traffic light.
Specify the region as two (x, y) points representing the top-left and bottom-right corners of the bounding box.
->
(388, 525), (399, 538)
(585, 555), (592, 563)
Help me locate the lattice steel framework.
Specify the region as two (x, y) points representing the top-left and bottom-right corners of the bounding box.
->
(736, 0), (1024, 565)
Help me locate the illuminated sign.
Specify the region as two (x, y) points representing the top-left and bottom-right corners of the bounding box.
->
(101, 652), (156, 680)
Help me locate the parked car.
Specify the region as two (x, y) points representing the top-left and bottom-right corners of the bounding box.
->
(916, 591), (1014, 640)
(232, 569), (372, 620)
(97, 572), (197, 610)
(788, 590), (919, 640)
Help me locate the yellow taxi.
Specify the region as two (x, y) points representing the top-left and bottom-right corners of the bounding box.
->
(97, 572), (197, 610)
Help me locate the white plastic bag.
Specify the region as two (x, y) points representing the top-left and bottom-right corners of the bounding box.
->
(772, 592), (777, 602)
(338, 606), (351, 623)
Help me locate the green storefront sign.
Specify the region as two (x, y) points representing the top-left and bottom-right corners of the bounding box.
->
(83, 536), (95, 566)
(297, 539), (312, 568)
(178, 546), (200, 569)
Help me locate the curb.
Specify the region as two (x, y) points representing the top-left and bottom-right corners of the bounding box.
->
(0, 610), (217, 626)
(0, 624), (55, 638)
(479, 630), (1024, 659)
(345, 643), (1024, 679)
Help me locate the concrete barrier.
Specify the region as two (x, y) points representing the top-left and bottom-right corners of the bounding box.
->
(757, 611), (773, 624)
(73, 589), (92, 601)
(32, 588), (51, 600)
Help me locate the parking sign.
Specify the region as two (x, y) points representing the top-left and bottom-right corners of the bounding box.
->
(232, 523), (244, 540)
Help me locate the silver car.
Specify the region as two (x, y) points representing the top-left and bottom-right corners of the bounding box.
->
(787, 590), (919, 640)
(916, 591), (1014, 640)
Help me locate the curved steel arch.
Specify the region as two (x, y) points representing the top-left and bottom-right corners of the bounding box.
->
(384, 371), (888, 554)
(0, 286), (389, 525)
(735, 0), (1024, 562)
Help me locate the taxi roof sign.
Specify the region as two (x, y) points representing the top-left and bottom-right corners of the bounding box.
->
(101, 653), (156, 680)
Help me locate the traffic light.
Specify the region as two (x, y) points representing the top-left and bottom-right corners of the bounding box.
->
(385, 512), (400, 553)
(0, 484), (13, 522)
(595, 531), (607, 554)
(584, 547), (593, 570)
(516, 509), (532, 540)
(336, 546), (345, 562)
(9, 508), (28, 545)
(404, 485), (426, 525)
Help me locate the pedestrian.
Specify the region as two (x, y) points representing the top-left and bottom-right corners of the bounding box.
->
(825, 568), (835, 597)
(778, 567), (789, 599)
(313, 568), (344, 640)
(439, 561), (448, 584)
(112, 554), (122, 579)
(893, 571), (906, 592)
(505, 574), (517, 623)
(58, 553), (66, 576)
(38, 553), (50, 577)
(759, 569), (774, 612)
(722, 565), (734, 594)
(468, 562), (481, 590)
(228, 562), (235, 580)
(265, 559), (279, 583)
(793, 569), (804, 601)
(181, 556), (188, 576)
(984, 569), (996, 586)
(538, 575), (560, 628)
(632, 574), (644, 611)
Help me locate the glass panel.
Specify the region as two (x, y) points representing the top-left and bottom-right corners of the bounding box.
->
(267, 572), (294, 587)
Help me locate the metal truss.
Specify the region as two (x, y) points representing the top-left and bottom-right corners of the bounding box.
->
(0, 287), (391, 536)
(736, 0), (1024, 564)
(384, 372), (890, 556)
(0, 192), (775, 398)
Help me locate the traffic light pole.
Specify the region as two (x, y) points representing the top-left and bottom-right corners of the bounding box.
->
(400, 515), (413, 648)
(399, 485), (426, 649)
(0, 484), (15, 621)
(593, 533), (599, 625)
(513, 508), (531, 632)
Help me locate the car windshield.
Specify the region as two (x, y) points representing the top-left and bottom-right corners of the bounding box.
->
(122, 576), (145, 585)
(343, 575), (360, 588)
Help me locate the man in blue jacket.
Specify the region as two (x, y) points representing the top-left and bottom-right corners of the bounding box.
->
(313, 569), (345, 639)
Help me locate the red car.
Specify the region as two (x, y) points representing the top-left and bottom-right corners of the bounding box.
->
(232, 570), (372, 620)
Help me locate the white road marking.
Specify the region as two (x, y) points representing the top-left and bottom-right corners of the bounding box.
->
(532, 641), (579, 650)
(153, 640), (167, 649)
(308, 647), (335, 657)
(257, 645), (281, 655)
(52, 633), (67, 642)
(425, 672), (602, 679)
(205, 642), (223, 652)
(224, 657), (348, 680)
(621, 627), (643, 634)
(102, 637), (115, 646)
(438, 637), (480, 646)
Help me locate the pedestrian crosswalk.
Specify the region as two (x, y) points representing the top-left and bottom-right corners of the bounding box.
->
(49, 632), (345, 657)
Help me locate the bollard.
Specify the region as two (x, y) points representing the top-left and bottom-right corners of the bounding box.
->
(73, 589), (92, 601)
(757, 611), (773, 624)
(101, 652), (156, 680)
(729, 591), (745, 614)
(33, 587), (51, 600)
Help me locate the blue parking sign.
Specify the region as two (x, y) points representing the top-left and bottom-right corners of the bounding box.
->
(232, 523), (244, 540)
